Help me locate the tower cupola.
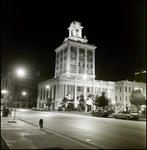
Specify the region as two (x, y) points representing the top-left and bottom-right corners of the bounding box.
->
(63, 21), (88, 43)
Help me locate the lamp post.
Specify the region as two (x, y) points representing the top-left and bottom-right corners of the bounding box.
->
(2, 68), (25, 123)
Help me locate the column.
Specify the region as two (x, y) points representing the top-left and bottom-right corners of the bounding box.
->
(64, 84), (67, 97)
(85, 48), (87, 75)
(83, 85), (87, 112)
(74, 85), (77, 108)
(93, 50), (95, 76)
(59, 51), (61, 75)
(42, 88), (44, 100)
(37, 88), (41, 101)
(54, 53), (57, 77)
(52, 85), (54, 99)
(63, 48), (64, 73)
(77, 46), (79, 74)
(44, 87), (47, 100)
(67, 44), (70, 72)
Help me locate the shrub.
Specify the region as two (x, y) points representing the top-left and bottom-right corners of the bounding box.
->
(2, 107), (10, 117)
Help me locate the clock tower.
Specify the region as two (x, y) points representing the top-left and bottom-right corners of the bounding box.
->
(64, 21), (88, 43)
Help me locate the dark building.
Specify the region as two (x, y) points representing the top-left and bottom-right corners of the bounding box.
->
(134, 71), (146, 83)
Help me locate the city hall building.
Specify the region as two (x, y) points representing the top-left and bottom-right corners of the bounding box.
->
(37, 21), (115, 111)
(37, 21), (146, 112)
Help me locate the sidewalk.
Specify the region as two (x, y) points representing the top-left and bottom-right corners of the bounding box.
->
(1, 136), (9, 149)
(1, 115), (98, 149)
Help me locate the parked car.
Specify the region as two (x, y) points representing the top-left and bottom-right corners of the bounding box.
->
(32, 107), (36, 110)
(131, 111), (141, 115)
(110, 111), (119, 118)
(91, 110), (109, 117)
(57, 107), (63, 111)
(114, 111), (139, 120)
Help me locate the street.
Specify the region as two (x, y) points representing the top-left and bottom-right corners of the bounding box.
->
(15, 109), (146, 149)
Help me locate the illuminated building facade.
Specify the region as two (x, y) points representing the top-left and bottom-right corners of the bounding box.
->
(37, 21), (115, 111)
(37, 21), (146, 112)
(115, 80), (146, 112)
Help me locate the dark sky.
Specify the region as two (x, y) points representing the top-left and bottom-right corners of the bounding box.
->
(1, 1), (146, 94)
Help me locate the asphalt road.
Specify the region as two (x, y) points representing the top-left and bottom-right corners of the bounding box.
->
(16, 109), (146, 149)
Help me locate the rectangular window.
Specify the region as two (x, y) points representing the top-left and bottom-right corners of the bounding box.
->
(129, 87), (131, 92)
(87, 87), (90, 92)
(120, 87), (121, 92)
(79, 62), (85, 67)
(77, 86), (83, 92)
(120, 97), (121, 101)
(126, 96), (127, 101)
(125, 87), (127, 92)
(79, 48), (85, 53)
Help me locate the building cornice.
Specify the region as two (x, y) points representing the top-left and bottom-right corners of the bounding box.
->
(55, 39), (97, 52)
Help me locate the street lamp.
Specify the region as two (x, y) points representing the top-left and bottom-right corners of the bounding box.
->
(3, 68), (26, 123)
(7, 68), (26, 92)
(16, 69), (25, 76)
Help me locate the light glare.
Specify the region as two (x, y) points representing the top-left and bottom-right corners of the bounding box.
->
(1, 90), (7, 93)
(17, 69), (25, 76)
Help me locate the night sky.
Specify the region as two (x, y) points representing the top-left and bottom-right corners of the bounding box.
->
(1, 1), (146, 94)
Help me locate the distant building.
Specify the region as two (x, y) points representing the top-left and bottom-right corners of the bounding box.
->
(134, 70), (146, 83)
(115, 80), (146, 112)
(37, 21), (115, 111)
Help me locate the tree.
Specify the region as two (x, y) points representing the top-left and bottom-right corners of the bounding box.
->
(93, 92), (109, 110)
(46, 97), (52, 110)
(77, 94), (85, 111)
(129, 89), (145, 113)
(61, 97), (68, 108)
(29, 99), (37, 108)
(66, 102), (74, 111)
